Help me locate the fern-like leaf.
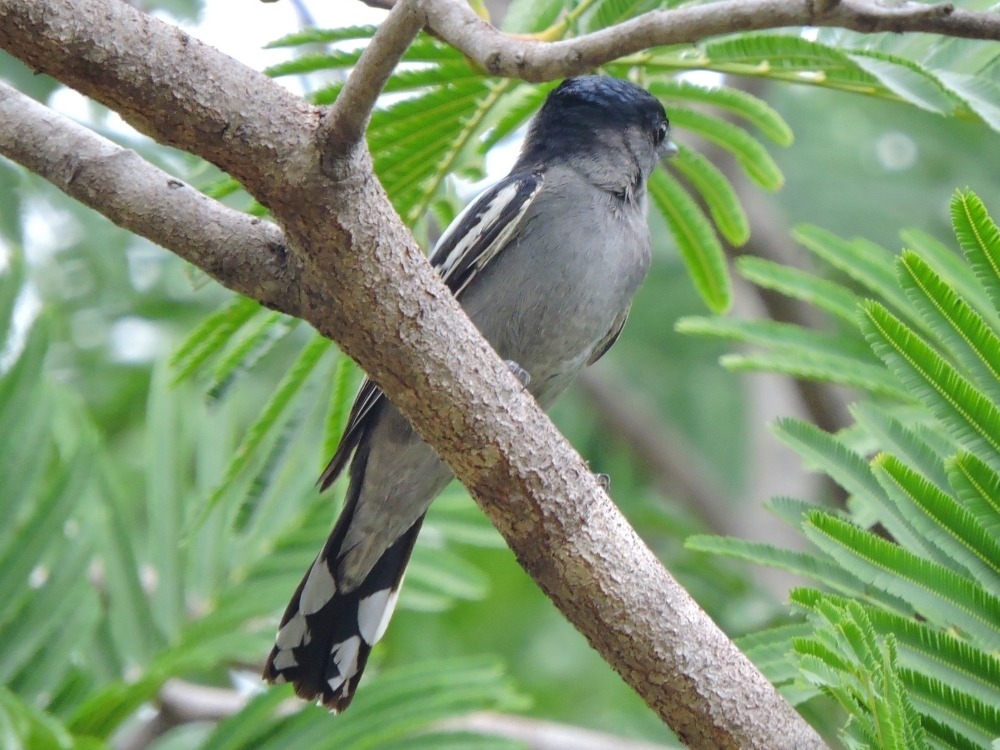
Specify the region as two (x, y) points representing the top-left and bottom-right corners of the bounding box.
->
(861, 301), (1000, 472)
(951, 188), (1000, 318)
(896, 250), (1000, 406)
(736, 256), (862, 325)
(648, 167), (731, 313)
(804, 511), (1000, 651)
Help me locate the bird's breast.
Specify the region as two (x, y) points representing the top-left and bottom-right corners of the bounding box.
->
(460, 179), (651, 406)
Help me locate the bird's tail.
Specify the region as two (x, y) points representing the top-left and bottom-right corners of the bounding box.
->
(263, 485), (424, 712)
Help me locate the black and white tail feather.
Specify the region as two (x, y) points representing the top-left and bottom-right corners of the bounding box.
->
(263, 171), (544, 711)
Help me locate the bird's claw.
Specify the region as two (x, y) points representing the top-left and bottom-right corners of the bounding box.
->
(594, 473), (611, 492)
(505, 360), (531, 389)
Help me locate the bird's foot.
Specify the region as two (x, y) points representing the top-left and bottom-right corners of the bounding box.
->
(594, 473), (611, 492)
(505, 360), (531, 389)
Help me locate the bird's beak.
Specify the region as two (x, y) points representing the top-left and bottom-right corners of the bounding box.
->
(661, 138), (679, 159)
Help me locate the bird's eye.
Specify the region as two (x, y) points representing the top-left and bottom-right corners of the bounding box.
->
(654, 122), (668, 146)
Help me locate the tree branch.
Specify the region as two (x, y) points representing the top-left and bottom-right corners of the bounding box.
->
(418, 0), (1000, 82)
(320, 0), (423, 159)
(0, 1), (830, 747)
(116, 679), (681, 750)
(0, 82), (297, 316)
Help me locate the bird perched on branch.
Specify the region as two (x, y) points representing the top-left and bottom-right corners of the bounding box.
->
(263, 75), (676, 711)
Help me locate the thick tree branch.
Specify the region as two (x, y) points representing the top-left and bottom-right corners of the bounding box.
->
(0, 1), (830, 747)
(0, 82), (297, 316)
(418, 0), (1000, 82)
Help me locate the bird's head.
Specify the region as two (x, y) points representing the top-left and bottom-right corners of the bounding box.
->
(516, 75), (676, 196)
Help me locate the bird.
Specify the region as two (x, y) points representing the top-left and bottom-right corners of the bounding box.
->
(263, 74), (676, 711)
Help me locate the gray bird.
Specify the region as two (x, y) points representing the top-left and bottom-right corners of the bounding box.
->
(263, 75), (676, 711)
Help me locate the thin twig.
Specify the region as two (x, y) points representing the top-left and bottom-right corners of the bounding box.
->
(417, 0), (997, 82)
(321, 0), (423, 160)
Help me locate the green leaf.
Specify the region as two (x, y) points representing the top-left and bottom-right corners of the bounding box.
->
(0, 327), (54, 551)
(0, 253), (25, 353)
(265, 36), (462, 77)
(847, 51), (959, 116)
(265, 50), (361, 77)
(407, 544), (490, 601)
(197, 687), (290, 750)
(648, 167), (731, 313)
(0, 539), (91, 684)
(201, 658), (525, 750)
(685, 534), (910, 612)
(773, 418), (929, 553)
(948, 451), (1000, 540)
(669, 145), (750, 246)
(321, 353), (359, 471)
(850, 402), (950, 492)
(13, 597), (100, 709)
(649, 80), (794, 145)
(897, 250), (1000, 406)
(900, 228), (999, 331)
(951, 188), (1000, 318)
(666, 107), (784, 190)
(205, 313), (297, 404)
(502, 0), (565, 33)
(873, 453), (1000, 596)
(861, 301), (1000, 472)
(794, 589), (1000, 710)
(187, 334), (332, 536)
(720, 350), (909, 400)
(589, 0), (660, 31)
(676, 316), (875, 360)
(368, 79), (502, 222)
(735, 256), (862, 325)
(0, 444), (92, 627)
(95, 464), (165, 665)
(145, 363), (187, 639)
(936, 70), (1000, 132)
(922, 716), (991, 750)
(381, 62), (483, 93)
(170, 296), (261, 385)
(904, 669), (1000, 748)
(792, 225), (921, 329)
(201, 177), (243, 201)
(696, 34), (871, 85)
(0, 686), (76, 750)
(736, 622), (815, 685)
(479, 83), (554, 151)
(804, 512), (1000, 651)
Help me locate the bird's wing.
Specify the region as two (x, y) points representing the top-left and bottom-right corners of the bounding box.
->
(318, 171), (545, 490)
(586, 304), (631, 367)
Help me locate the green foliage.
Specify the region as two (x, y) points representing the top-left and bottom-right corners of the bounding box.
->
(648, 169), (730, 314)
(200, 658), (525, 750)
(682, 187), (1000, 749)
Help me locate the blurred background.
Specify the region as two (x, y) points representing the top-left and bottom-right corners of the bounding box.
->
(3, 0), (1000, 748)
